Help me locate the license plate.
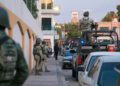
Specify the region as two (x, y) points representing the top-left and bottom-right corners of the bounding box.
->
(81, 46), (92, 49)
(99, 46), (106, 49)
(63, 61), (71, 63)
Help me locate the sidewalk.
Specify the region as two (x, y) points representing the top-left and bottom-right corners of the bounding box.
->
(23, 56), (67, 86)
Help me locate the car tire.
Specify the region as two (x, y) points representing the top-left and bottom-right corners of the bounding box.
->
(62, 64), (65, 69)
(72, 68), (76, 77)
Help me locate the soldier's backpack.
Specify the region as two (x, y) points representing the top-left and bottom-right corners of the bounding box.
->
(0, 36), (17, 81)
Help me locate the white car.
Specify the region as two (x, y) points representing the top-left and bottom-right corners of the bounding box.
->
(81, 55), (120, 86)
(78, 52), (120, 86)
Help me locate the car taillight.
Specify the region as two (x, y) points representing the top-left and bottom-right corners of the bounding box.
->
(77, 55), (82, 65)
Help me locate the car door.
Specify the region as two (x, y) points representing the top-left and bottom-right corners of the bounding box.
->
(82, 59), (101, 86)
(78, 55), (90, 83)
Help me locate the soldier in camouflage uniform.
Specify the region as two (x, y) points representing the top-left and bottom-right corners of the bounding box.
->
(0, 7), (29, 86)
(79, 11), (94, 42)
(33, 38), (43, 75)
(79, 11), (94, 31)
(41, 41), (50, 72)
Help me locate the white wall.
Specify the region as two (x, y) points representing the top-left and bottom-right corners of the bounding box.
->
(0, 0), (43, 38)
(24, 32), (29, 65)
(13, 24), (22, 46)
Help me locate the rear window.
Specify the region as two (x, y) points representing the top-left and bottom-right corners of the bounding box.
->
(64, 50), (72, 56)
(98, 62), (120, 86)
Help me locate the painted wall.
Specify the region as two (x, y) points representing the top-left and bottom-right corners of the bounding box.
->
(0, 0), (43, 70)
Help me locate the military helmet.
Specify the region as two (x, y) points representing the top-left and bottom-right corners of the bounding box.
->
(0, 7), (10, 28)
(36, 38), (41, 44)
(83, 11), (89, 17)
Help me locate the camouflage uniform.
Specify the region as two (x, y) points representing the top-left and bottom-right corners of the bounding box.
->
(33, 38), (43, 74)
(79, 11), (94, 42)
(0, 7), (29, 86)
(41, 41), (49, 72)
(79, 12), (94, 31)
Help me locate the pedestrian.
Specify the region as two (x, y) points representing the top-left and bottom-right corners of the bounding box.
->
(54, 42), (59, 60)
(33, 38), (43, 75)
(0, 7), (29, 86)
(41, 41), (50, 72)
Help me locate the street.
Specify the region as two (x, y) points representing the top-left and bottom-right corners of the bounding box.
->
(59, 56), (79, 86)
(24, 56), (79, 86)
(62, 70), (79, 86)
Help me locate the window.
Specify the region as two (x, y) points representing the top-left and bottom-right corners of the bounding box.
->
(113, 27), (117, 32)
(87, 55), (102, 71)
(42, 18), (52, 30)
(100, 27), (109, 31)
(98, 63), (120, 86)
(41, 0), (46, 9)
(88, 59), (100, 78)
(41, 0), (53, 9)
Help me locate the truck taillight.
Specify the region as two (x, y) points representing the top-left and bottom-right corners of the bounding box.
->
(77, 55), (82, 65)
(107, 44), (116, 52)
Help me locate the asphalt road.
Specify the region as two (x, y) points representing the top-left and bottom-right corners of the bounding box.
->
(62, 69), (79, 86)
(58, 56), (79, 86)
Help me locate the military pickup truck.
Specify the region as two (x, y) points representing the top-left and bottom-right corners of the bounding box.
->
(78, 30), (120, 62)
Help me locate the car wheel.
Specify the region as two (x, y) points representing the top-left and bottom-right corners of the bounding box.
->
(62, 64), (65, 69)
(72, 68), (76, 77)
(75, 70), (78, 81)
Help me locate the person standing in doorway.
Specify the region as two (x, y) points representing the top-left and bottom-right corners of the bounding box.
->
(54, 42), (59, 60)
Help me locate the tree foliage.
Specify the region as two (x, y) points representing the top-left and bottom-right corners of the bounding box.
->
(117, 5), (120, 22)
(23, 0), (38, 19)
(64, 23), (81, 38)
(102, 11), (117, 22)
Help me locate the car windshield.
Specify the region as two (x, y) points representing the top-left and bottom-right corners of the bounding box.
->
(87, 55), (102, 71)
(64, 50), (72, 56)
(98, 62), (120, 86)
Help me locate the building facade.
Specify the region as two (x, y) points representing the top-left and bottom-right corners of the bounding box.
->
(0, 0), (44, 70)
(36, 0), (60, 50)
(71, 11), (79, 25)
(98, 19), (120, 40)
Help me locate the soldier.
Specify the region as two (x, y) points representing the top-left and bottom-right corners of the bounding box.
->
(0, 7), (29, 86)
(79, 11), (94, 43)
(33, 38), (43, 75)
(79, 11), (94, 31)
(41, 41), (50, 72)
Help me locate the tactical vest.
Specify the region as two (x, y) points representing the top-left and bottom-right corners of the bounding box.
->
(80, 18), (93, 31)
(0, 36), (17, 81)
(33, 44), (42, 56)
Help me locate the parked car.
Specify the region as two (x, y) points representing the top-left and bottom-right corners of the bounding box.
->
(114, 64), (120, 86)
(62, 49), (75, 69)
(72, 50), (83, 81)
(78, 52), (120, 85)
(81, 55), (120, 86)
